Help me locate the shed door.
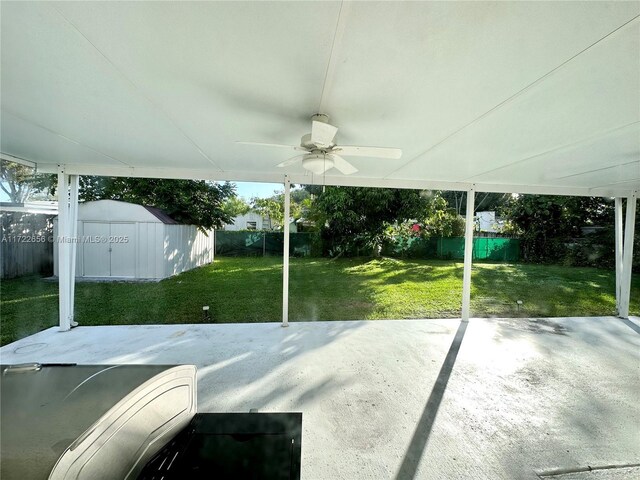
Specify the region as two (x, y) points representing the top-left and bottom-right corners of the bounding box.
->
(110, 223), (136, 277)
(82, 222), (136, 278)
(83, 223), (111, 277)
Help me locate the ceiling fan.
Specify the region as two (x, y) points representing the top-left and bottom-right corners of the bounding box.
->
(237, 114), (402, 175)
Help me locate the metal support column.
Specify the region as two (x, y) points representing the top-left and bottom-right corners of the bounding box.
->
(619, 192), (637, 318)
(68, 175), (79, 327)
(57, 169), (71, 331)
(461, 188), (475, 321)
(57, 169), (79, 331)
(282, 176), (291, 327)
(614, 197), (624, 314)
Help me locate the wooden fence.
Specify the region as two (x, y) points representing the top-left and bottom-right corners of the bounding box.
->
(0, 212), (55, 279)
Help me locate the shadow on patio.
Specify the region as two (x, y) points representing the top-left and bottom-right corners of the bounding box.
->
(394, 320), (469, 479)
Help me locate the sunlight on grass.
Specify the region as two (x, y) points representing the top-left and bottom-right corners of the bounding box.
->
(2, 293), (59, 305)
(1, 257), (638, 345)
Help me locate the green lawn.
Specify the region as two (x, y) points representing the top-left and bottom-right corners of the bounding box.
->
(1, 257), (638, 346)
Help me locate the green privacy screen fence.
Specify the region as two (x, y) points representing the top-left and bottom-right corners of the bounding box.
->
(215, 231), (520, 262)
(215, 231), (321, 257)
(381, 236), (520, 261)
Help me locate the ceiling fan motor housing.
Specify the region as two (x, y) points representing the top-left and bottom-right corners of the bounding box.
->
(300, 133), (336, 151)
(311, 113), (330, 124)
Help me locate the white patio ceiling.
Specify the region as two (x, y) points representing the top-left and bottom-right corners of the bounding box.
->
(1, 1), (639, 196)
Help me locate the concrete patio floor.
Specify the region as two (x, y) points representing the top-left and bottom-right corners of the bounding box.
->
(1, 316), (639, 479)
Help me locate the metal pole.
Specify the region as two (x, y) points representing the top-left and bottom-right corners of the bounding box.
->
(282, 176), (291, 327)
(614, 197), (624, 314)
(68, 175), (79, 327)
(461, 188), (475, 321)
(57, 169), (71, 331)
(619, 193), (637, 318)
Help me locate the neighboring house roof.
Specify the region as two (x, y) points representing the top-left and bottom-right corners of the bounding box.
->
(143, 205), (180, 224)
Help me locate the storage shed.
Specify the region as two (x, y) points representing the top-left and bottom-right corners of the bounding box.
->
(54, 200), (214, 280)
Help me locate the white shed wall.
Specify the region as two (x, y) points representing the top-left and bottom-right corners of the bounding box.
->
(136, 222), (165, 279)
(163, 225), (215, 277)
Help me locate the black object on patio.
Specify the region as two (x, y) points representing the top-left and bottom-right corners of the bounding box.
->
(138, 413), (303, 480)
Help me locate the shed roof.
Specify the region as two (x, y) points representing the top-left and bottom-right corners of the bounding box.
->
(143, 206), (179, 225)
(1, 2), (638, 197)
(76, 200), (178, 224)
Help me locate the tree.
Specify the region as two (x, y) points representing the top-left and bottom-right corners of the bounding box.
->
(251, 196), (284, 229)
(2, 167), (236, 230)
(306, 186), (440, 256)
(77, 176), (109, 201)
(1, 161), (37, 202)
(1, 161), (33, 203)
(84, 177), (235, 230)
(502, 195), (619, 265)
(222, 196), (251, 218)
(440, 191), (510, 216)
(0, 160), (58, 202)
(249, 187), (311, 230)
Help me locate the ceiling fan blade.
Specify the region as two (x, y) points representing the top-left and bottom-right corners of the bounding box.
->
(311, 121), (338, 147)
(329, 154), (358, 175)
(276, 154), (306, 168)
(236, 141), (306, 151)
(334, 145), (402, 159)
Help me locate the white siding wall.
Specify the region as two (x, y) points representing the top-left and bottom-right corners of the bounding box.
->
(224, 212), (267, 231)
(163, 225), (215, 277)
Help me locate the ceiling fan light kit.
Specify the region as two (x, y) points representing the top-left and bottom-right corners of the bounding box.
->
(237, 114), (402, 176)
(302, 154), (334, 175)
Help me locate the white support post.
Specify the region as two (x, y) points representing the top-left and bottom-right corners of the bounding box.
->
(619, 193), (637, 318)
(461, 188), (475, 321)
(614, 197), (624, 314)
(68, 175), (79, 327)
(282, 176), (291, 327)
(57, 169), (71, 331)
